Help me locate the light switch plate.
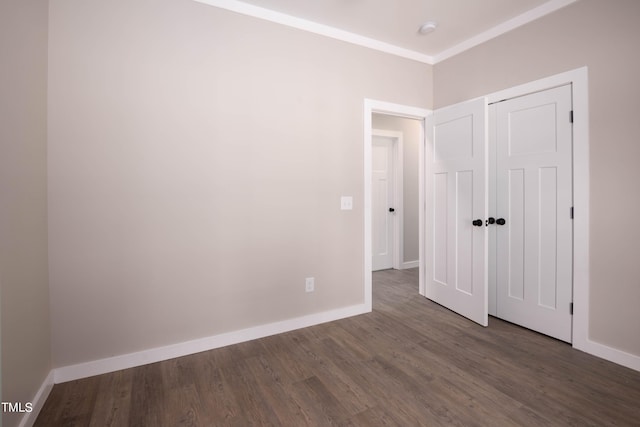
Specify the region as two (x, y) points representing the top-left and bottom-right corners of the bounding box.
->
(340, 196), (353, 210)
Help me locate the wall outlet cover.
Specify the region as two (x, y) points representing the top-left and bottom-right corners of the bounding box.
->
(340, 196), (353, 210)
(305, 277), (314, 292)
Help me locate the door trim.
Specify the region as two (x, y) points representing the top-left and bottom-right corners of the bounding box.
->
(372, 129), (403, 270)
(487, 67), (591, 353)
(364, 100), (431, 311)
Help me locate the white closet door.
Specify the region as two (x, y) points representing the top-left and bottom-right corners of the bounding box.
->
(426, 97), (488, 326)
(495, 84), (573, 342)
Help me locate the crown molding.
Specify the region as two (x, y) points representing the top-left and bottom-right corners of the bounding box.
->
(193, 0), (578, 65)
(193, 0), (434, 64)
(434, 0), (578, 63)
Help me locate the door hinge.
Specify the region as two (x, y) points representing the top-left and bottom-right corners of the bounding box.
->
(570, 207), (574, 219)
(570, 302), (574, 315)
(570, 110), (574, 123)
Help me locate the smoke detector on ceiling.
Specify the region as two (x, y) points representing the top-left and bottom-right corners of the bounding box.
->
(418, 21), (438, 35)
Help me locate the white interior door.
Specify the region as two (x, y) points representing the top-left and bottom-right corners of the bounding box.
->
(425, 98), (488, 326)
(372, 136), (395, 271)
(494, 84), (573, 342)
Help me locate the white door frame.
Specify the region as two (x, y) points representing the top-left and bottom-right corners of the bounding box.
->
(372, 129), (403, 270)
(364, 100), (431, 311)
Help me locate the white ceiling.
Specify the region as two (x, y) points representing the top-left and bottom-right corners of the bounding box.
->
(196, 0), (578, 63)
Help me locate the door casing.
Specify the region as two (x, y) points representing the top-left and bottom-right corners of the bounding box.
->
(364, 100), (431, 311)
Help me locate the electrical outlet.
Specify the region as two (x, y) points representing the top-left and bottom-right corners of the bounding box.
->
(305, 277), (315, 293)
(340, 196), (353, 210)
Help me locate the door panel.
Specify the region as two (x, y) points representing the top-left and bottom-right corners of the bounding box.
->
(433, 172), (448, 283)
(456, 170), (474, 295)
(426, 97), (488, 326)
(508, 168), (525, 300)
(372, 136), (394, 271)
(495, 85), (573, 342)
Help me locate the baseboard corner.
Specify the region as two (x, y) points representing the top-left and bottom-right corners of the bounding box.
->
(401, 260), (420, 269)
(18, 370), (54, 427)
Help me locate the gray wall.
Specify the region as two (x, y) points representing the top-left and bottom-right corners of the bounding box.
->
(47, 0), (433, 368)
(0, 1), (51, 426)
(372, 114), (421, 265)
(435, 0), (640, 356)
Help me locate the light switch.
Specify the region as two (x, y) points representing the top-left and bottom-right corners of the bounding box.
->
(341, 196), (353, 210)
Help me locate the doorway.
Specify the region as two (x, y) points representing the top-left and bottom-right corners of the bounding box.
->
(363, 100), (431, 311)
(370, 120), (423, 273)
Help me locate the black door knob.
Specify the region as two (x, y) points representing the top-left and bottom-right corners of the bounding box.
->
(472, 219), (483, 226)
(496, 218), (506, 225)
(486, 217), (496, 226)
(389, 208), (395, 213)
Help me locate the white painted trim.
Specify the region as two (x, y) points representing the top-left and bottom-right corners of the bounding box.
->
(372, 129), (404, 270)
(364, 104), (374, 311)
(402, 260), (420, 270)
(576, 339), (640, 372)
(193, 0), (578, 66)
(555, 69), (639, 372)
(434, 0), (579, 63)
(365, 100), (431, 309)
(419, 115), (428, 296)
(192, 0), (433, 64)
(18, 370), (54, 427)
(486, 67), (585, 104)
(54, 303), (367, 383)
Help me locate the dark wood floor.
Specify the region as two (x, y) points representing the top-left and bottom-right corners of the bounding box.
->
(36, 268), (640, 426)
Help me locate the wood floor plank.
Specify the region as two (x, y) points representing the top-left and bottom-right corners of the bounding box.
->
(388, 340), (556, 427)
(300, 338), (377, 414)
(243, 355), (314, 426)
(219, 358), (281, 426)
(127, 362), (167, 427)
(43, 376), (100, 426)
(289, 375), (353, 426)
(417, 333), (623, 426)
(88, 369), (133, 427)
(256, 333), (316, 383)
(191, 352), (241, 425)
(35, 268), (640, 426)
(342, 405), (404, 427)
(33, 381), (67, 425)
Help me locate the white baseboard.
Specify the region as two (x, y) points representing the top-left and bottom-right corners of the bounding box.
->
(18, 370), (54, 427)
(576, 338), (640, 373)
(54, 303), (368, 384)
(401, 260), (419, 269)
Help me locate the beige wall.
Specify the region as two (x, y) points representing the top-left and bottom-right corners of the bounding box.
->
(0, 1), (51, 426)
(371, 114), (422, 264)
(47, 0), (432, 367)
(435, 0), (640, 356)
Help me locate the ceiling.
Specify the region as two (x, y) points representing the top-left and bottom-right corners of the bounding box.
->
(197, 0), (578, 63)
